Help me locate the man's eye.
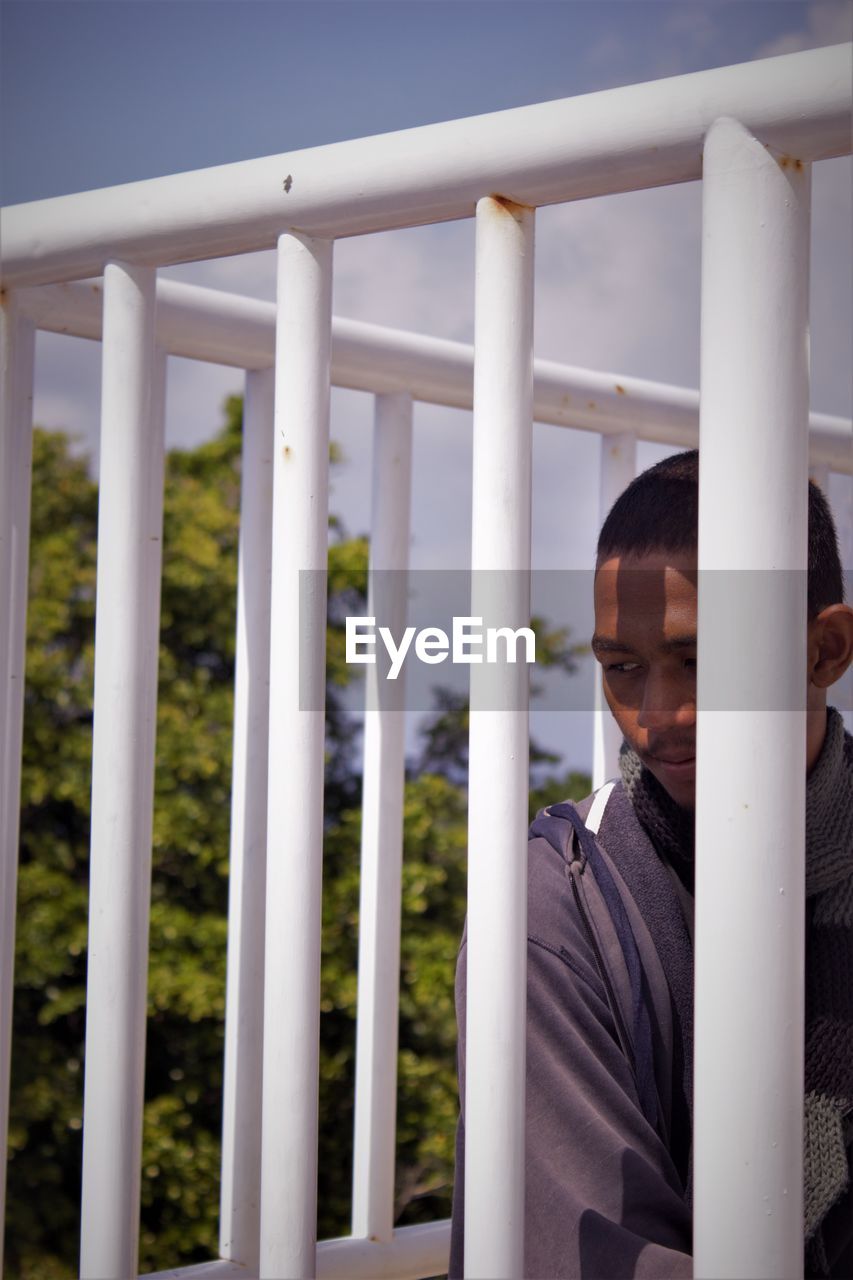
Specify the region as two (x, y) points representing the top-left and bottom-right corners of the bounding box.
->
(607, 662), (640, 674)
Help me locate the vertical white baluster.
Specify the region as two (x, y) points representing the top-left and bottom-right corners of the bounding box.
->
(0, 293), (36, 1278)
(592, 431), (637, 788)
(351, 392), (413, 1242)
(695, 118), (810, 1280)
(260, 232), (333, 1280)
(465, 196), (535, 1280)
(80, 266), (164, 1280)
(220, 367), (275, 1270)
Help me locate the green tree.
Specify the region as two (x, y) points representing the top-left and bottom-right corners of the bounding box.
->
(6, 400), (588, 1277)
(8, 429), (97, 1279)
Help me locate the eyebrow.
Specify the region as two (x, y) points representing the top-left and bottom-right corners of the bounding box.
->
(591, 634), (697, 655)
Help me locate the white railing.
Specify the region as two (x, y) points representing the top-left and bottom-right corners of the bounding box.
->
(1, 41), (851, 1280)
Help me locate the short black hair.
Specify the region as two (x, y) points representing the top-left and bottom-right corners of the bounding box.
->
(596, 448), (845, 618)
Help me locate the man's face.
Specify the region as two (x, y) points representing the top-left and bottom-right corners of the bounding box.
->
(593, 550), (698, 810)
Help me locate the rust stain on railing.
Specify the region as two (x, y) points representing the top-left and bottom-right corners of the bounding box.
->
(486, 193), (534, 218)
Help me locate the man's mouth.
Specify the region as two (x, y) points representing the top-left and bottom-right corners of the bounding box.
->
(644, 749), (696, 779)
(645, 738), (696, 766)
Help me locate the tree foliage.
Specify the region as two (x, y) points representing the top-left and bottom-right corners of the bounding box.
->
(6, 400), (588, 1277)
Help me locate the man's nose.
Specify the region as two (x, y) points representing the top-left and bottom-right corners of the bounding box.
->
(636, 672), (695, 731)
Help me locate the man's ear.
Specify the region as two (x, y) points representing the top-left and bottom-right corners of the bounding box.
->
(807, 604), (853, 689)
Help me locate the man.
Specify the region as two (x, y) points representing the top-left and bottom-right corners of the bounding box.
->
(450, 450), (852, 1278)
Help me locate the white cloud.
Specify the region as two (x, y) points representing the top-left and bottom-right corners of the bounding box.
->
(663, 5), (719, 48)
(584, 27), (630, 73)
(810, 157), (853, 418)
(164, 356), (244, 455)
(333, 222), (476, 342)
(755, 0), (852, 59)
(161, 250), (277, 302)
(32, 331), (102, 462)
(534, 183), (703, 386)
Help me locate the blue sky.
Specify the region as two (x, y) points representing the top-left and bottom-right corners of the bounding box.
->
(4, 1), (847, 204)
(3, 0), (851, 764)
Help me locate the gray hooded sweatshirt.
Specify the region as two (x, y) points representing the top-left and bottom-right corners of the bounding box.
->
(450, 722), (853, 1278)
(450, 781), (694, 1278)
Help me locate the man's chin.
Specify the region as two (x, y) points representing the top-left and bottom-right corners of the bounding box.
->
(645, 756), (696, 811)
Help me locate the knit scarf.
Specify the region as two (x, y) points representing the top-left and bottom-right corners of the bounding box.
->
(619, 708), (853, 1277)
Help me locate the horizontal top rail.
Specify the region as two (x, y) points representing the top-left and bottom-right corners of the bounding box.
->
(17, 277), (852, 471)
(2, 44), (851, 288)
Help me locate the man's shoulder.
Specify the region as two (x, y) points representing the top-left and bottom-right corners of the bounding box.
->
(525, 782), (642, 969)
(528, 779), (644, 862)
(526, 780), (668, 946)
